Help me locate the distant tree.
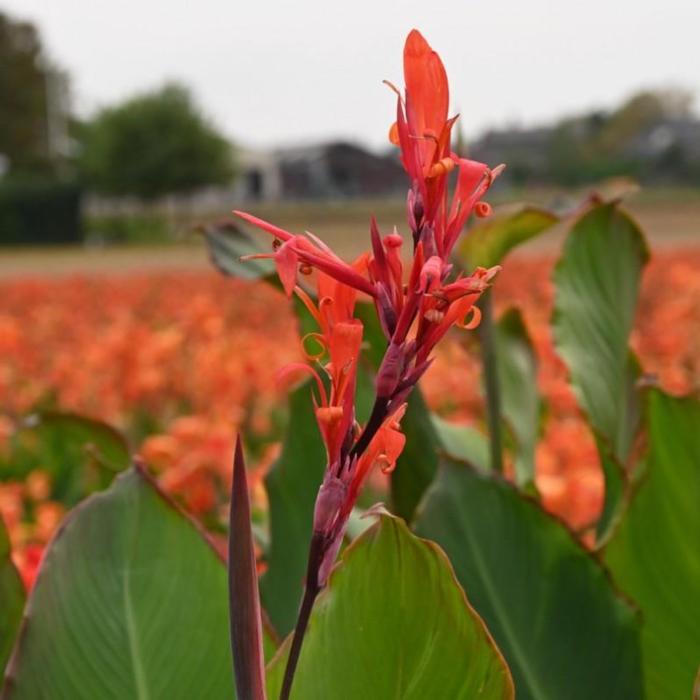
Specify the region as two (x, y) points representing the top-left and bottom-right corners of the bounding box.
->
(0, 12), (57, 175)
(79, 83), (234, 199)
(596, 88), (695, 153)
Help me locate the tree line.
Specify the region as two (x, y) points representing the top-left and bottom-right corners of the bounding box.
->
(1, 10), (234, 201)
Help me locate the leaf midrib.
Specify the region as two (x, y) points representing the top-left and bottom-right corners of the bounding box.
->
(455, 489), (551, 700)
(123, 500), (150, 700)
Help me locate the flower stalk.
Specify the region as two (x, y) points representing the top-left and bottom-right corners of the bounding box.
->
(477, 290), (505, 474)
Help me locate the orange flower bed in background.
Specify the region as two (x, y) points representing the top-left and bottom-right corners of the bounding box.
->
(427, 248), (700, 529)
(1, 249), (699, 585)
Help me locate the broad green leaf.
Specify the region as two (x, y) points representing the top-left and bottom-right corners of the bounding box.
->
(0, 518), (24, 674)
(605, 391), (700, 700)
(203, 219), (275, 280)
(390, 389), (439, 522)
(261, 383), (325, 637)
(266, 513), (514, 699)
(1, 412), (130, 507)
(431, 414), (489, 469)
(552, 203), (649, 537)
(1, 465), (237, 699)
(495, 308), (541, 488)
(552, 203), (648, 454)
(415, 460), (643, 700)
(459, 206), (558, 269)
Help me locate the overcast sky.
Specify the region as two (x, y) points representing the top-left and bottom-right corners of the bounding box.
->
(6, 0), (700, 150)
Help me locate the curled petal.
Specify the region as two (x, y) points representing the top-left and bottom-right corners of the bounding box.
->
(457, 305), (482, 330)
(377, 454), (396, 474)
(427, 156), (457, 179)
(349, 403), (407, 504)
(302, 332), (327, 361)
(474, 201), (493, 218)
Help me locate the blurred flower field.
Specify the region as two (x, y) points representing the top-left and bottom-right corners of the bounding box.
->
(1, 247), (699, 587)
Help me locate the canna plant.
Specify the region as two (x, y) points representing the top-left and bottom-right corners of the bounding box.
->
(1, 26), (699, 700)
(233, 28), (505, 698)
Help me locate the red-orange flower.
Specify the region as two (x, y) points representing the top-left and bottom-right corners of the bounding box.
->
(236, 33), (502, 617)
(389, 29), (504, 258)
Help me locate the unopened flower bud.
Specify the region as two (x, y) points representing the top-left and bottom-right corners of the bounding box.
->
(412, 189), (424, 223)
(376, 342), (404, 398)
(376, 283), (397, 338)
(313, 475), (346, 535)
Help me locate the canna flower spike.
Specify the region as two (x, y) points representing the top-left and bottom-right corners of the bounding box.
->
(235, 28), (504, 700)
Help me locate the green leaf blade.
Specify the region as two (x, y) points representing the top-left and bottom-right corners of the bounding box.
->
(267, 513), (514, 700)
(605, 390), (700, 700)
(494, 308), (541, 488)
(415, 460), (644, 700)
(552, 203), (648, 455)
(431, 414), (489, 469)
(1, 412), (131, 507)
(203, 220), (275, 281)
(2, 466), (235, 699)
(551, 203), (649, 536)
(459, 206), (559, 270)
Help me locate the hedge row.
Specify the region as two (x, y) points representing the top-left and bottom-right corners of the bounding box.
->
(0, 180), (83, 246)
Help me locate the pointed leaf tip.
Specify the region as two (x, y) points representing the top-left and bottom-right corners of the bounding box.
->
(229, 436), (267, 700)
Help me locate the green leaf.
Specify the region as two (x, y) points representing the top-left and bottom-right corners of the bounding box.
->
(1, 466), (235, 699)
(431, 414), (489, 469)
(552, 203), (648, 455)
(552, 203), (649, 536)
(494, 308), (541, 488)
(266, 513), (514, 699)
(261, 383), (325, 637)
(203, 219), (275, 281)
(1, 412), (130, 507)
(459, 206), (558, 269)
(415, 460), (643, 700)
(0, 518), (24, 674)
(604, 390), (700, 700)
(390, 389), (440, 522)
